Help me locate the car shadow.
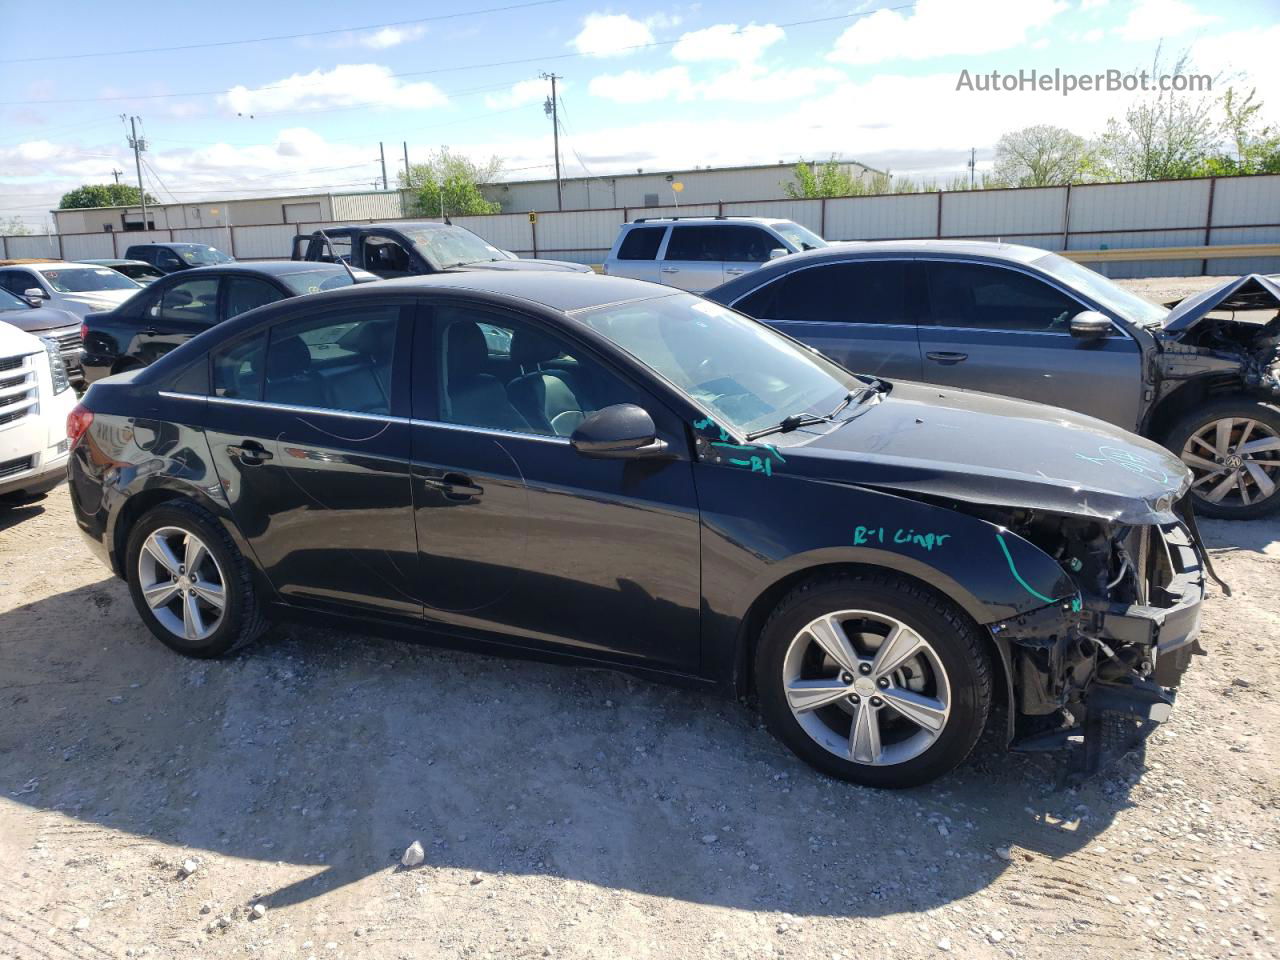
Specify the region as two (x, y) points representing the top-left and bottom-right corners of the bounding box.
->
(1197, 515), (1280, 556)
(0, 578), (1150, 918)
(0, 497), (48, 533)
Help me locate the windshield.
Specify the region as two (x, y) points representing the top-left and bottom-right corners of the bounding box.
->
(573, 293), (860, 437)
(0, 287), (31, 311)
(405, 226), (505, 268)
(278, 269), (358, 295)
(773, 221), (828, 252)
(39, 266), (139, 293)
(171, 244), (234, 266)
(1033, 253), (1167, 326)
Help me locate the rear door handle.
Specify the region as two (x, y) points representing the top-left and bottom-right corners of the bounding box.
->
(725, 268), (745, 276)
(926, 351), (969, 365)
(660, 267), (679, 274)
(423, 472), (483, 501)
(226, 440), (273, 465)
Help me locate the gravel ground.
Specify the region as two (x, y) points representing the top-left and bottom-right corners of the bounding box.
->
(1, 277), (1277, 960)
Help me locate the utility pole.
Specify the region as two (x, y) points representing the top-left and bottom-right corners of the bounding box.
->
(127, 117), (148, 230)
(968, 147), (976, 189)
(379, 142), (388, 191)
(110, 168), (123, 185)
(540, 72), (563, 211)
(403, 142), (411, 188)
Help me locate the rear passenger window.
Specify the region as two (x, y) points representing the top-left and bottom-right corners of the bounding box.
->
(212, 334), (266, 400)
(150, 277), (219, 324)
(738, 261), (908, 325)
(224, 277), (282, 321)
(617, 227), (666, 260)
(263, 305), (400, 414)
(664, 226), (724, 262)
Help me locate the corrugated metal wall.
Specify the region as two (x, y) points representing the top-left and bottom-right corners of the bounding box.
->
(7, 175), (1279, 276)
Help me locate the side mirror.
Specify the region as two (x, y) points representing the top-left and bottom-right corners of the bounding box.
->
(23, 287), (47, 305)
(1069, 310), (1111, 339)
(768, 248), (789, 261)
(571, 404), (671, 459)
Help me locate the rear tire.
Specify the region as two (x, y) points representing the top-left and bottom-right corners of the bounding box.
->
(125, 500), (266, 658)
(756, 571), (992, 788)
(1165, 397), (1280, 520)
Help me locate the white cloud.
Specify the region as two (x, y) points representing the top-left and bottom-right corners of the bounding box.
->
(1081, 0), (1109, 9)
(699, 65), (847, 102)
(588, 67), (693, 103)
(1187, 23), (1280, 99)
(1082, 27), (1105, 43)
(360, 25), (427, 49)
(1113, 0), (1219, 42)
(828, 0), (1068, 64)
(571, 13), (655, 57)
(485, 78), (548, 110)
(220, 64), (447, 115)
(672, 23), (784, 64)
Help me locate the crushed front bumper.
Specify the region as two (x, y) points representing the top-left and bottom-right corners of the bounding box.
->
(991, 522), (1206, 771)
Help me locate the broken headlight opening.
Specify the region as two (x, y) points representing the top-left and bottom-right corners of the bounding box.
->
(987, 505), (1209, 776)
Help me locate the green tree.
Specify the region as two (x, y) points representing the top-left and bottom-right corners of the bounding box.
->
(398, 147), (502, 217)
(1094, 48), (1220, 181)
(1202, 87), (1280, 175)
(0, 216), (32, 236)
(990, 125), (1095, 186)
(783, 157), (866, 198)
(58, 183), (156, 209)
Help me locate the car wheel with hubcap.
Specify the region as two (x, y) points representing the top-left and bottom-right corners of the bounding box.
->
(1167, 398), (1280, 520)
(756, 572), (991, 788)
(125, 500), (266, 657)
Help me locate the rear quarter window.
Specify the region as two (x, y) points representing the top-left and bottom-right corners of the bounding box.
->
(616, 227), (666, 261)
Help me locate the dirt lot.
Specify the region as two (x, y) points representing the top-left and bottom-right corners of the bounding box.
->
(2, 275), (1277, 960)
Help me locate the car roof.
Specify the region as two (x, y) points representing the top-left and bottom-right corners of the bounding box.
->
(0, 261), (85, 270)
(627, 216), (791, 226)
(162, 261), (354, 278)
(775, 239), (1051, 265)
(123, 241), (219, 248)
(311, 221), (451, 234)
(78, 258), (151, 266)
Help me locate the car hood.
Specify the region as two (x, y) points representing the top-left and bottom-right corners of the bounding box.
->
(60, 289), (138, 309)
(781, 381), (1191, 525)
(0, 305), (81, 335)
(445, 258), (593, 274)
(0, 319), (42, 357)
(1161, 273), (1280, 335)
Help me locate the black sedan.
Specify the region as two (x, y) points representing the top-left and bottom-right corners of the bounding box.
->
(68, 273), (1206, 787)
(80, 260), (377, 383)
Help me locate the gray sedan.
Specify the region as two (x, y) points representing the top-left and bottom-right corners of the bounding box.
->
(708, 241), (1280, 520)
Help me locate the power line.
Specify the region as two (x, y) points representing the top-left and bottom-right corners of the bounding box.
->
(0, 7), (915, 107)
(0, 0), (565, 64)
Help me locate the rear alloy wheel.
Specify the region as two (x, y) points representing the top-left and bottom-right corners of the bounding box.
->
(1169, 398), (1280, 520)
(756, 572), (991, 788)
(125, 500), (266, 657)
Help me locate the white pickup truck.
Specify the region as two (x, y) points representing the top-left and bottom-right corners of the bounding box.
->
(0, 319), (77, 502)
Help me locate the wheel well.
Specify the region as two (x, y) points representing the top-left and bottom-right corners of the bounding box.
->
(733, 562), (1004, 704)
(1146, 376), (1248, 443)
(111, 488), (186, 581)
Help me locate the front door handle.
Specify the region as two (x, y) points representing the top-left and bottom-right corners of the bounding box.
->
(926, 351), (969, 365)
(141, 326), (159, 336)
(660, 267), (679, 274)
(226, 440), (273, 465)
(725, 268), (746, 276)
(423, 472), (483, 501)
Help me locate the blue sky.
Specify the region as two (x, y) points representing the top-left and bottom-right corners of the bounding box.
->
(1, 0), (1277, 226)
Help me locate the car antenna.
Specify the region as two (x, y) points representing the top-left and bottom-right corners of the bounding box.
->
(316, 229), (358, 283)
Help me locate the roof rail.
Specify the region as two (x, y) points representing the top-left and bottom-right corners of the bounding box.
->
(631, 215), (730, 223)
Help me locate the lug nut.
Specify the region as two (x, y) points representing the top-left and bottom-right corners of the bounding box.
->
(841, 672), (853, 684)
(870, 697), (883, 708)
(877, 677), (889, 689)
(859, 663), (871, 675)
(849, 694), (860, 705)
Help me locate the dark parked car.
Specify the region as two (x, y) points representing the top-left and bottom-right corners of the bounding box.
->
(124, 242), (234, 274)
(80, 261), (377, 383)
(292, 221), (592, 279)
(709, 243), (1280, 520)
(0, 285), (83, 380)
(69, 272), (1206, 788)
(78, 258), (167, 286)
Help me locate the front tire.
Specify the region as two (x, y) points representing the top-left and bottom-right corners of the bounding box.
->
(756, 572), (992, 788)
(125, 500), (266, 658)
(1166, 397), (1280, 520)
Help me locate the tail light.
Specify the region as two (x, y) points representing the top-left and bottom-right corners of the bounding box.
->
(67, 404), (94, 447)
(79, 322), (88, 342)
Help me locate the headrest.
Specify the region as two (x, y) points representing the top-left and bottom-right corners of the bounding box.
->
(510, 327), (563, 368)
(266, 335), (311, 380)
(446, 322), (490, 375)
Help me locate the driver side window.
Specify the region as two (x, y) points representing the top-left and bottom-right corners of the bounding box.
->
(925, 261), (1086, 333)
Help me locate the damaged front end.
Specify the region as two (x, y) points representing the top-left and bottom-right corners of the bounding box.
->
(987, 505), (1208, 774)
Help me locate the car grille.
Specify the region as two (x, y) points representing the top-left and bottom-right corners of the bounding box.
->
(50, 330), (83, 367)
(0, 354), (37, 427)
(0, 455), (34, 479)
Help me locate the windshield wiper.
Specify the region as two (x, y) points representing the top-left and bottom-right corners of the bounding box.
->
(743, 380), (887, 442)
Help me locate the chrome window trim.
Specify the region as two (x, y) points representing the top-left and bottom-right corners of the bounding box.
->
(168, 393), (572, 445)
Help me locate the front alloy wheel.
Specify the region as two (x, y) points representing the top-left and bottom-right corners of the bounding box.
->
(1170, 399), (1280, 520)
(757, 572), (991, 788)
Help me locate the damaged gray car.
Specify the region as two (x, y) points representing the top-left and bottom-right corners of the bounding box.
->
(708, 245), (1280, 520)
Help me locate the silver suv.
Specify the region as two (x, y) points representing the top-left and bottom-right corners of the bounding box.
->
(602, 216), (827, 293)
